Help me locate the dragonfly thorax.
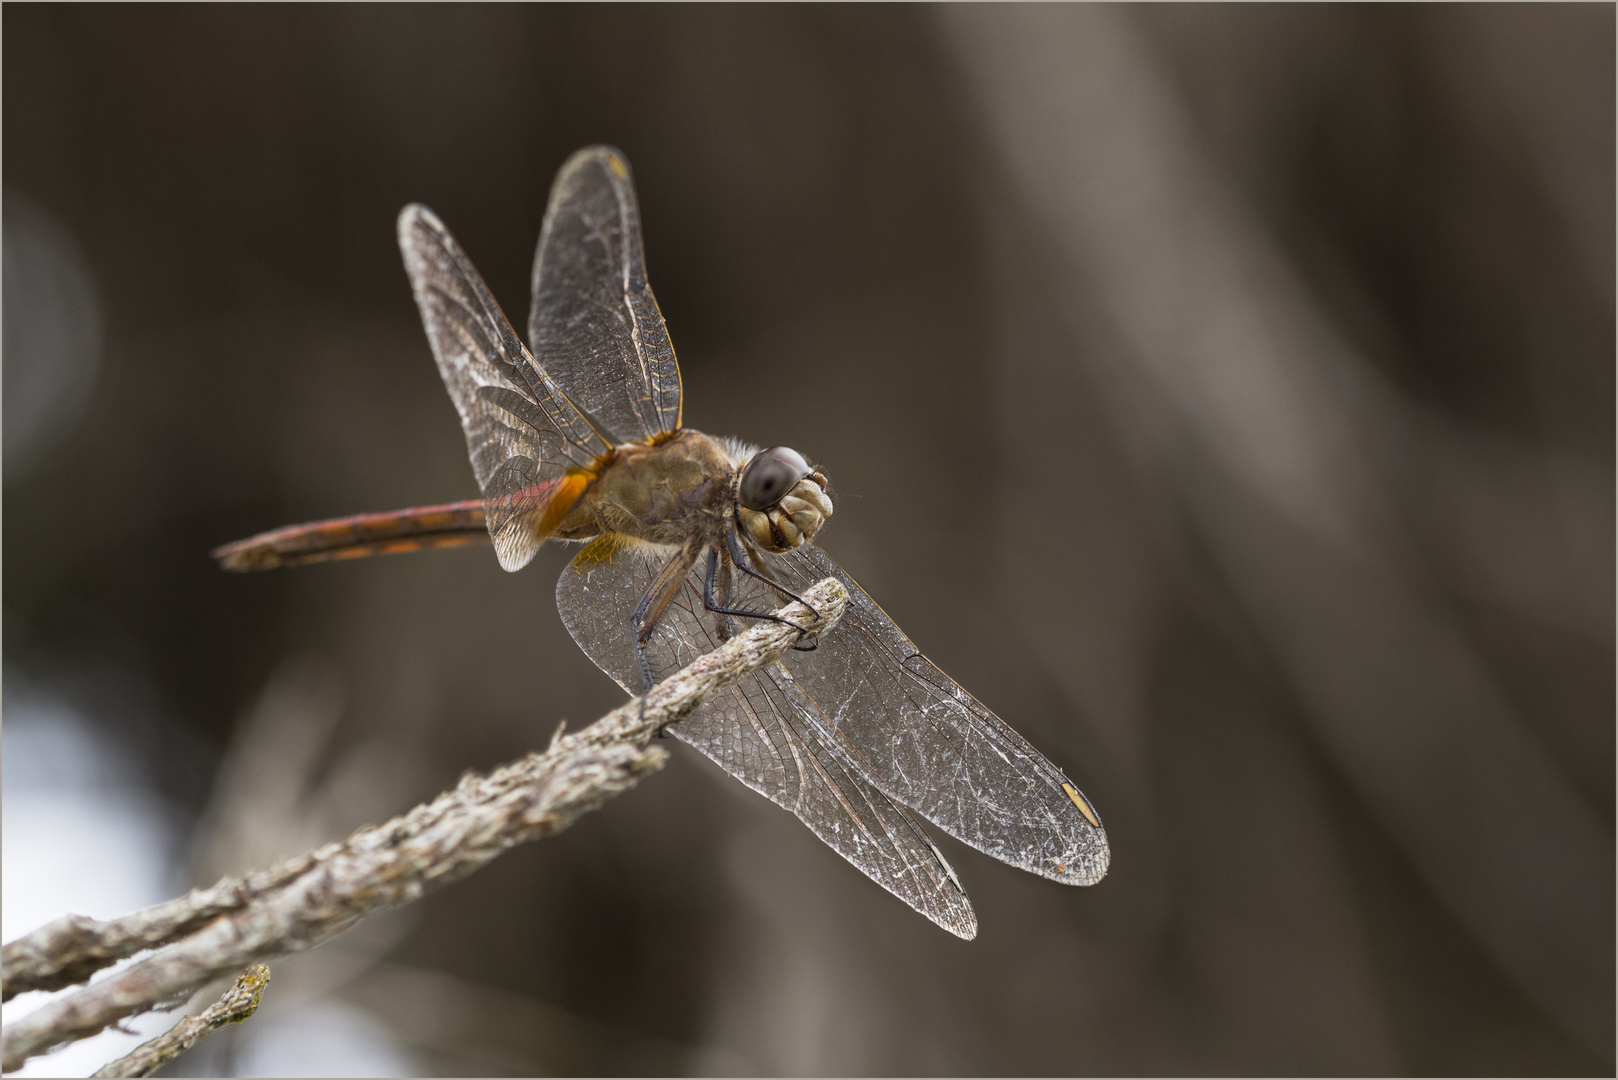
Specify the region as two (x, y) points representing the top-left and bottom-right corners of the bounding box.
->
(585, 430), (737, 547)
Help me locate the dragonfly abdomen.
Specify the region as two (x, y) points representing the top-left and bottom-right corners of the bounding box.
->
(213, 500), (488, 570)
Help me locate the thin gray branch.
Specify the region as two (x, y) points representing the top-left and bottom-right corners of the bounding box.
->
(1, 578), (846, 1075)
(2, 857), (322, 1004)
(89, 964), (271, 1079)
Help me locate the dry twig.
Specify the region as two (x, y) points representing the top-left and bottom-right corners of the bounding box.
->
(1, 578), (846, 1074)
(89, 965), (271, 1078)
(2, 859), (323, 1004)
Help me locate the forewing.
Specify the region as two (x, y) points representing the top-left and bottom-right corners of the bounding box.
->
(529, 146), (682, 443)
(557, 538), (977, 939)
(739, 544), (1111, 886)
(399, 205), (611, 571)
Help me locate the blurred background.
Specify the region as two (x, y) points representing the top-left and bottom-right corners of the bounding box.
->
(3, 5), (1611, 1076)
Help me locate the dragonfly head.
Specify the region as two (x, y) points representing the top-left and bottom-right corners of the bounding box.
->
(735, 446), (833, 552)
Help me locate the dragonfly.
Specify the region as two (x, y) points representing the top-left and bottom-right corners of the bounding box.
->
(215, 146), (1109, 938)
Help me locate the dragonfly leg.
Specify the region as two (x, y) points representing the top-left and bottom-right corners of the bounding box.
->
(709, 546), (739, 643)
(724, 528), (821, 617)
(631, 543), (701, 727)
(703, 545), (812, 641)
(724, 528), (820, 651)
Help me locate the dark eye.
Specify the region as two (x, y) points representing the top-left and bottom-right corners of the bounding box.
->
(739, 446), (811, 511)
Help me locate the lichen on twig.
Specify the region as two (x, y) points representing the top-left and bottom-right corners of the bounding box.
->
(89, 964), (270, 1078)
(1, 578), (846, 1075)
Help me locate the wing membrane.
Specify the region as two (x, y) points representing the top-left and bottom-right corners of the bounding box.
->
(558, 535), (1108, 891)
(743, 544), (1110, 885)
(558, 537), (977, 938)
(398, 205), (611, 571)
(529, 146), (682, 443)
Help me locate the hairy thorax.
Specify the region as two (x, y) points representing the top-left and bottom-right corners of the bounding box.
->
(584, 429), (737, 547)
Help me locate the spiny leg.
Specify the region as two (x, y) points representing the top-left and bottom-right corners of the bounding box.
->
(702, 546), (812, 638)
(724, 528), (820, 651)
(710, 544), (738, 643)
(631, 543), (701, 729)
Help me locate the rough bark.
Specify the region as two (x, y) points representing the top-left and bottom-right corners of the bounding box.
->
(89, 965), (271, 1078)
(1, 579), (846, 1074)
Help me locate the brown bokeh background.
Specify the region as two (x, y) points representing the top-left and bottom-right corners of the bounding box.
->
(4, 5), (1611, 1075)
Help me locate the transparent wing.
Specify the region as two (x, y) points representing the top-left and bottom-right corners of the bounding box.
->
(528, 146), (682, 443)
(559, 535), (1110, 888)
(558, 537), (977, 939)
(399, 205), (611, 572)
(750, 544), (1110, 885)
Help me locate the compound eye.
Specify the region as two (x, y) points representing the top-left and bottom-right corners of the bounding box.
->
(739, 446), (812, 511)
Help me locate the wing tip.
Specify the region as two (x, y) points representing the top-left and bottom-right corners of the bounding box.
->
(397, 203), (449, 258)
(494, 549), (538, 573)
(1056, 838), (1111, 887)
(919, 890), (976, 941)
(492, 529), (543, 573)
(397, 201), (437, 232)
(564, 144), (632, 182)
